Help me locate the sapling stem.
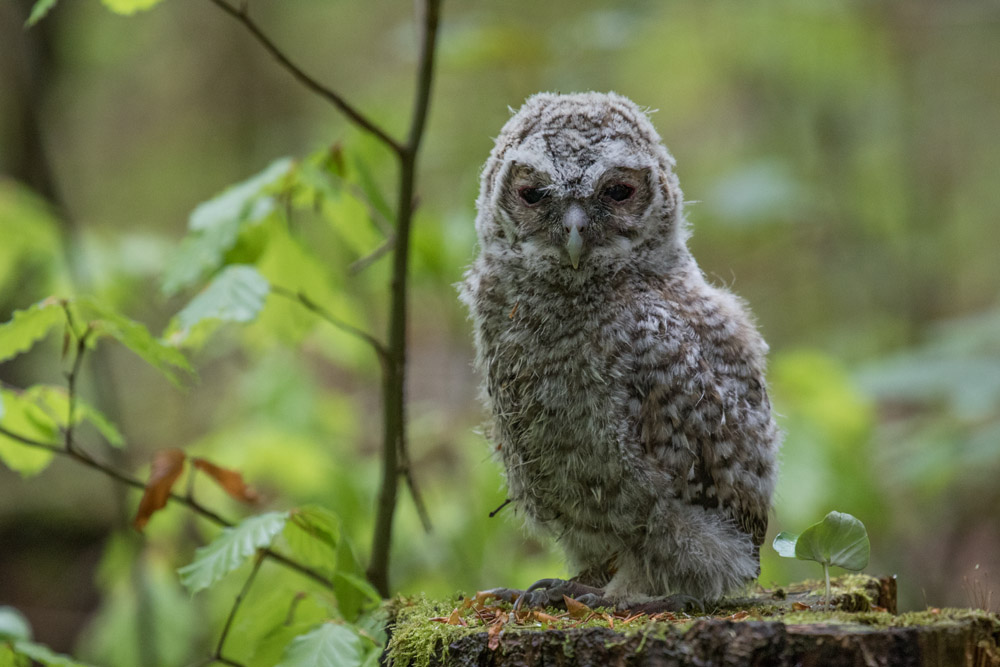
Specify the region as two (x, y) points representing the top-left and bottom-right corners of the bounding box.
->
(824, 563), (831, 608)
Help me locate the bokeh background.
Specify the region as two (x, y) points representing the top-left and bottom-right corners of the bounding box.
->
(1, 0), (999, 662)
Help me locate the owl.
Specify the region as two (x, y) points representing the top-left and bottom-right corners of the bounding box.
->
(460, 92), (780, 610)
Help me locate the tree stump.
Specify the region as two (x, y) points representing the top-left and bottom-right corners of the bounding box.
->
(384, 576), (1000, 667)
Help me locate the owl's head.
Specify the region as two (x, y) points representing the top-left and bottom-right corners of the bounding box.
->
(476, 92), (687, 276)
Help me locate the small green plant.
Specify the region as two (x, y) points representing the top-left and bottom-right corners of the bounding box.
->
(773, 511), (871, 606)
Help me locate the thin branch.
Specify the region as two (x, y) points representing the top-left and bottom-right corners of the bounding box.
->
(271, 284), (389, 367)
(367, 0), (442, 598)
(398, 456), (432, 533)
(205, 0), (404, 155)
(212, 551), (265, 665)
(0, 425), (332, 589)
(64, 321), (92, 455)
(349, 236), (395, 275)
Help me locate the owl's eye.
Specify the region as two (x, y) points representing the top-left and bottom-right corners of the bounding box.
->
(603, 183), (635, 202)
(519, 186), (548, 205)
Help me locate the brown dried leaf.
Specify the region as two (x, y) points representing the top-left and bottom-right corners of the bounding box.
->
(447, 609), (465, 626)
(191, 457), (260, 504)
(470, 590), (498, 610)
(603, 612), (615, 629)
(533, 611), (561, 624)
(132, 449), (186, 531)
(730, 610), (750, 620)
(563, 595), (591, 619)
(792, 601), (811, 611)
(487, 622), (502, 650)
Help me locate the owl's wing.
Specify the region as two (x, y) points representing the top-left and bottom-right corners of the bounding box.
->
(634, 345), (775, 549)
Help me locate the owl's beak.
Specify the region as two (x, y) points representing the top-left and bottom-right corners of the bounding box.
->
(564, 205), (587, 269)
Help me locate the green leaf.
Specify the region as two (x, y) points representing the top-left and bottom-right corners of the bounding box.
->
(75, 401), (125, 448)
(794, 511), (870, 571)
(282, 506), (341, 575)
(170, 265), (270, 342)
(276, 623), (364, 667)
(332, 539), (380, 621)
(25, 0), (59, 26)
(771, 531), (799, 559)
(162, 158), (293, 294)
(178, 511), (289, 594)
(0, 389), (57, 476)
(99, 0), (166, 15)
(75, 298), (193, 387)
(0, 607), (32, 641)
(0, 298), (64, 364)
(9, 640), (94, 667)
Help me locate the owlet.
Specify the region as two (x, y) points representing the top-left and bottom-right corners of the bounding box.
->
(460, 92), (780, 608)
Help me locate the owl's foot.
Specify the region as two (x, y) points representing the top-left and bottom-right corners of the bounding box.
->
(513, 578), (607, 610)
(622, 594), (704, 615)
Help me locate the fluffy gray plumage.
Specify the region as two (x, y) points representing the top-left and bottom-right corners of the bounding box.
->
(460, 92), (780, 604)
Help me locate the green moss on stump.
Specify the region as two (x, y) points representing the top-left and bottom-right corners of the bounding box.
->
(384, 576), (1000, 667)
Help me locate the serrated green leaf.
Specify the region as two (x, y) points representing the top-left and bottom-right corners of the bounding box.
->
(10, 640), (93, 667)
(276, 623), (364, 667)
(75, 402), (125, 448)
(74, 298), (193, 387)
(0, 607), (32, 641)
(772, 531), (799, 558)
(282, 506), (341, 575)
(100, 0), (165, 15)
(0, 298), (64, 364)
(291, 506), (341, 550)
(0, 389), (57, 477)
(171, 265), (270, 341)
(162, 158), (293, 294)
(178, 511), (289, 594)
(26, 0), (59, 26)
(794, 511), (870, 571)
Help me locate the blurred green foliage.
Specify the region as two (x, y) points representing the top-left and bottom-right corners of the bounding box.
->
(1, 0), (999, 663)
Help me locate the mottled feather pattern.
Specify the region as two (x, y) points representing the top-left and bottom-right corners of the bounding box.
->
(461, 92), (780, 603)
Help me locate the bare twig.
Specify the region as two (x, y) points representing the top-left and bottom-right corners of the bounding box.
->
(0, 425), (332, 590)
(367, 0), (442, 597)
(398, 458), (432, 533)
(270, 284), (389, 367)
(205, 0), (404, 155)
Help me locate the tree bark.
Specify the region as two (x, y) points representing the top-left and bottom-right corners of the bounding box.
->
(385, 577), (1000, 667)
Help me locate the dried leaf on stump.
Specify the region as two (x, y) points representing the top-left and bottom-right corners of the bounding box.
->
(191, 457), (260, 503)
(133, 449), (186, 530)
(487, 623), (502, 651)
(563, 595), (592, 619)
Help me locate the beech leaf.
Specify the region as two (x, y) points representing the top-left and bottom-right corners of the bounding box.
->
(178, 511), (289, 594)
(0, 297), (64, 364)
(76, 297), (193, 387)
(170, 265), (270, 342)
(276, 622), (364, 667)
(133, 449), (187, 530)
(191, 457), (259, 504)
(26, 0), (60, 26)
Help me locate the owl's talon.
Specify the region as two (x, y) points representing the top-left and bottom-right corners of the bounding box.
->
(624, 593), (705, 615)
(513, 578), (606, 610)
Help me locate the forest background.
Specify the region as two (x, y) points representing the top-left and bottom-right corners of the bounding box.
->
(1, 1), (998, 664)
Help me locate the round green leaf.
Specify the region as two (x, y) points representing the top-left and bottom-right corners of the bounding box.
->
(794, 511), (870, 571)
(772, 531), (799, 558)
